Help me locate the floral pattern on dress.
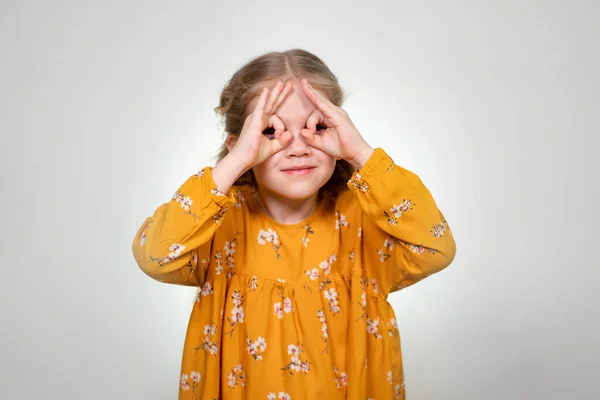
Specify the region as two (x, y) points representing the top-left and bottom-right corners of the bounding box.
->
(302, 224), (314, 247)
(388, 318), (399, 337)
(149, 243), (185, 266)
(431, 219), (449, 238)
(384, 199), (414, 226)
(234, 191), (246, 210)
(258, 228), (283, 259)
(195, 324), (218, 355)
(356, 275), (369, 322)
(274, 283), (294, 320)
(267, 392), (291, 400)
(377, 236), (395, 262)
(323, 287), (340, 315)
(139, 225), (148, 246)
(349, 172), (369, 192)
(212, 207), (228, 224)
(173, 190), (202, 222)
(281, 344), (311, 376)
(304, 252), (337, 282)
(200, 281), (214, 297)
(333, 366), (348, 390)
(247, 336), (267, 361)
(180, 371), (201, 399)
(248, 276), (259, 291)
(224, 291), (244, 338)
(335, 209), (349, 230)
(366, 317), (383, 340)
(318, 309), (328, 353)
(227, 364), (246, 389)
(213, 232), (240, 278)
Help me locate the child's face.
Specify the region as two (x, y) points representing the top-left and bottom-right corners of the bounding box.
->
(248, 78), (336, 201)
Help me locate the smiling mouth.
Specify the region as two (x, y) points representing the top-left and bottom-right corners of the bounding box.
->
(282, 167), (315, 176)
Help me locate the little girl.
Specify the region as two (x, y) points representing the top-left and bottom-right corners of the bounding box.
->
(132, 49), (456, 399)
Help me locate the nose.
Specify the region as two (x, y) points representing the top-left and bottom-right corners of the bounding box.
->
(285, 129), (312, 157)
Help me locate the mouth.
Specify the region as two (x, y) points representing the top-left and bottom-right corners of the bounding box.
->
(281, 166), (316, 176)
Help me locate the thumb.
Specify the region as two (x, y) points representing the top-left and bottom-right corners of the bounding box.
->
(300, 129), (323, 150)
(271, 131), (293, 153)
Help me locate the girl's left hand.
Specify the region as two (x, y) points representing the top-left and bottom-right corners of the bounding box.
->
(300, 78), (373, 169)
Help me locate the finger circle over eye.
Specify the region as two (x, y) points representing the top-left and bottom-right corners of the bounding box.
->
(269, 114), (285, 132)
(306, 109), (323, 131)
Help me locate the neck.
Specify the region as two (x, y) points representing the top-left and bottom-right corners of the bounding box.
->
(255, 188), (319, 225)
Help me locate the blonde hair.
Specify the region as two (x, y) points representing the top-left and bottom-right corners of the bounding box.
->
(213, 49), (355, 204)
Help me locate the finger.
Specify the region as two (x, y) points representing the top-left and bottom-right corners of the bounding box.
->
(270, 114), (286, 136)
(271, 131), (293, 153)
(273, 80), (293, 111)
(306, 109), (323, 133)
(300, 128), (320, 148)
(264, 81), (284, 114)
(253, 87), (270, 116)
(301, 78), (338, 123)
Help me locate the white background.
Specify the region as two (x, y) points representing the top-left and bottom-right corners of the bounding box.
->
(1, 0), (598, 399)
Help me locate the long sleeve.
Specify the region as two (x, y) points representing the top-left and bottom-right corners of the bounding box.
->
(348, 147), (457, 296)
(132, 166), (238, 286)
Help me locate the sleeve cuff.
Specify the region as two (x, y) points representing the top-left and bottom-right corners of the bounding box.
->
(199, 166), (237, 209)
(347, 147), (392, 192)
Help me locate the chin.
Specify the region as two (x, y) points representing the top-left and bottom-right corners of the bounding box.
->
(255, 174), (325, 200)
(270, 181), (323, 200)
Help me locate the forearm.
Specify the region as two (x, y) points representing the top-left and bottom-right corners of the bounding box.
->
(132, 165), (238, 284)
(212, 151), (250, 194)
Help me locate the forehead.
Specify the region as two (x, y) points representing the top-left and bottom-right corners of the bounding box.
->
(246, 80), (327, 125)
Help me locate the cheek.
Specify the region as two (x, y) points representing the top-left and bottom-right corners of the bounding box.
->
(252, 158), (276, 183)
(318, 156), (337, 181)
(251, 165), (266, 182)
(328, 161), (338, 177)
(318, 153), (337, 170)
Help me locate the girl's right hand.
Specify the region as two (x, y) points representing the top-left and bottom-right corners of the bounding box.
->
(229, 80), (294, 170)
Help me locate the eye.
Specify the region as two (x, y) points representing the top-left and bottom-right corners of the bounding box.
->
(262, 127), (275, 139)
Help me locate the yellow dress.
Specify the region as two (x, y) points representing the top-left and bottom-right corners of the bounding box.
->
(132, 147), (456, 399)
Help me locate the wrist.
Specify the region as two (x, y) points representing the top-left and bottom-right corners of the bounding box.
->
(212, 152), (250, 194)
(348, 145), (374, 170)
(226, 151), (252, 177)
